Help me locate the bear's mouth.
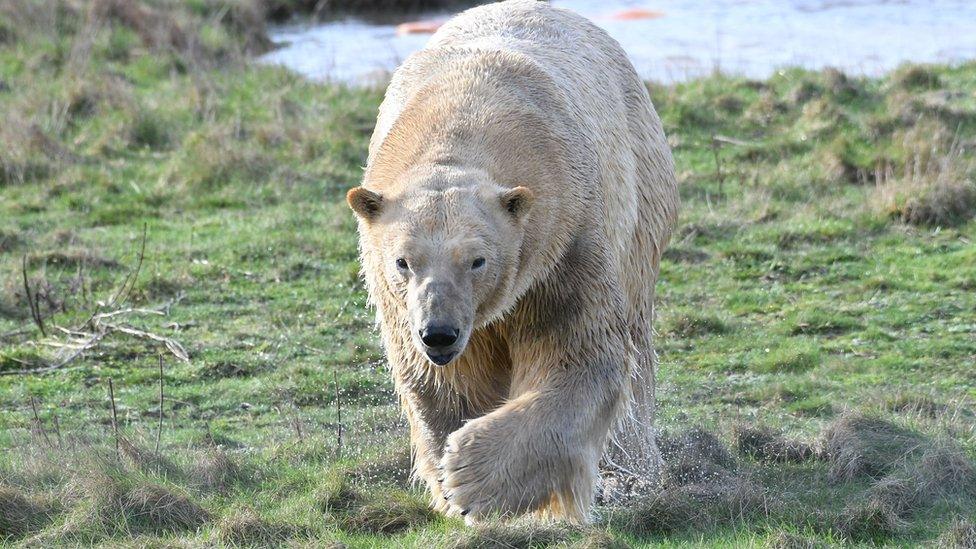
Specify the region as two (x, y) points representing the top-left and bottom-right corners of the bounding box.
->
(425, 350), (457, 366)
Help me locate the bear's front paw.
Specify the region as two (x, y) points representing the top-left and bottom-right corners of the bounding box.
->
(437, 416), (555, 522)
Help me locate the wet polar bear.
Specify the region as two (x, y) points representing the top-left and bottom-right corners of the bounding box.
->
(346, 0), (679, 522)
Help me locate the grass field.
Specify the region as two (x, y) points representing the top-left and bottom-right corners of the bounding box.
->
(1, 1), (975, 547)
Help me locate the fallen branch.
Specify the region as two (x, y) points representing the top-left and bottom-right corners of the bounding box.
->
(2, 229), (190, 377)
(103, 322), (189, 362)
(0, 306), (188, 376)
(712, 134), (763, 147)
(92, 307), (166, 321)
(0, 328), (32, 342)
(0, 332), (105, 376)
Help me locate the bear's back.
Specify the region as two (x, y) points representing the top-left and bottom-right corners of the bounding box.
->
(371, 0), (643, 169)
(370, 0), (676, 288)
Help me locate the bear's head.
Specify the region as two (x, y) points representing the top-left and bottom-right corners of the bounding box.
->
(347, 168), (533, 367)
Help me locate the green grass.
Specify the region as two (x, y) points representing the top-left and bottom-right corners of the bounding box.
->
(1, 1), (975, 546)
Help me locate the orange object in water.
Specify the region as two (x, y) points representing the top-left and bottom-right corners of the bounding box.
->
(396, 20), (445, 36)
(609, 8), (665, 21)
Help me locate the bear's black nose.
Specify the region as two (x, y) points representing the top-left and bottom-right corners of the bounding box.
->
(421, 326), (460, 348)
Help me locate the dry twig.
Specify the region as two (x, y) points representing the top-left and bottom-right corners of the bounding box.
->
(29, 395), (53, 447)
(109, 378), (120, 461)
(334, 371), (343, 459)
(22, 255), (46, 337)
(155, 355), (164, 457)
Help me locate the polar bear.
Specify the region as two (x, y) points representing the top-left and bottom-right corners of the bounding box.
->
(346, 0), (679, 522)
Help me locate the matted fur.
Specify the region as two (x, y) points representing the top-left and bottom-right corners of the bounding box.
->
(348, 0), (678, 522)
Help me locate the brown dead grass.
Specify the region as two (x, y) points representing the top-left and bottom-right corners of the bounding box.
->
(27, 248), (122, 269)
(611, 429), (768, 537)
(571, 529), (630, 549)
(0, 485), (51, 539)
(119, 438), (182, 479)
(186, 446), (246, 493)
(218, 506), (296, 546)
(885, 392), (950, 418)
(873, 131), (976, 226)
(658, 427), (738, 487)
(338, 490), (434, 535)
(822, 413), (926, 482)
(892, 64), (943, 91)
(449, 521), (577, 549)
(58, 472), (210, 538)
(733, 425), (816, 464)
(830, 432), (976, 542)
(936, 518), (976, 548)
(609, 488), (699, 536)
(915, 442), (976, 499)
(835, 475), (917, 542)
(767, 530), (827, 549)
(348, 445), (412, 487)
(315, 472), (364, 515)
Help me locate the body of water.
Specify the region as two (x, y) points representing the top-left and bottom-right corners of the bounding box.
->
(261, 0), (976, 84)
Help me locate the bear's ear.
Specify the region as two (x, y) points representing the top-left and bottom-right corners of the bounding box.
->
(346, 186), (384, 221)
(499, 186), (534, 222)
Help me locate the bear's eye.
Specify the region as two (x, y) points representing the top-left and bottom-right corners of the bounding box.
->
(395, 258), (409, 272)
(471, 257), (486, 270)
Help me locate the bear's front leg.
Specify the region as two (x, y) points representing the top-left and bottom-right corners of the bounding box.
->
(438, 324), (630, 522)
(437, 399), (592, 521)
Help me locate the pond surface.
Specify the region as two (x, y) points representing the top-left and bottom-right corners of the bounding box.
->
(261, 0), (976, 85)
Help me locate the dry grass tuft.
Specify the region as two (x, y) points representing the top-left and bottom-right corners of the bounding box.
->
(338, 490), (434, 535)
(733, 425), (815, 463)
(892, 64), (943, 91)
(172, 125), (275, 190)
(664, 313), (730, 338)
(0, 115), (70, 186)
(26, 249), (122, 270)
(0, 485), (50, 539)
(119, 438), (182, 479)
(0, 229), (24, 253)
(822, 413), (926, 482)
(834, 478), (914, 542)
(659, 427), (737, 486)
(786, 79), (822, 107)
(830, 434), (976, 542)
(117, 481), (210, 532)
(186, 446), (246, 493)
(915, 442), (976, 498)
(936, 518), (976, 548)
(609, 437), (766, 538)
(821, 135), (885, 185)
(348, 446), (412, 487)
(609, 489), (699, 536)
(92, 0), (188, 53)
(797, 97), (846, 137)
(218, 506), (295, 546)
(885, 392), (949, 418)
(61, 473), (210, 537)
(682, 475), (768, 524)
(571, 529), (630, 549)
(822, 67), (863, 98)
(767, 530), (827, 549)
(315, 472), (363, 515)
(450, 521), (577, 548)
(873, 131), (976, 226)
